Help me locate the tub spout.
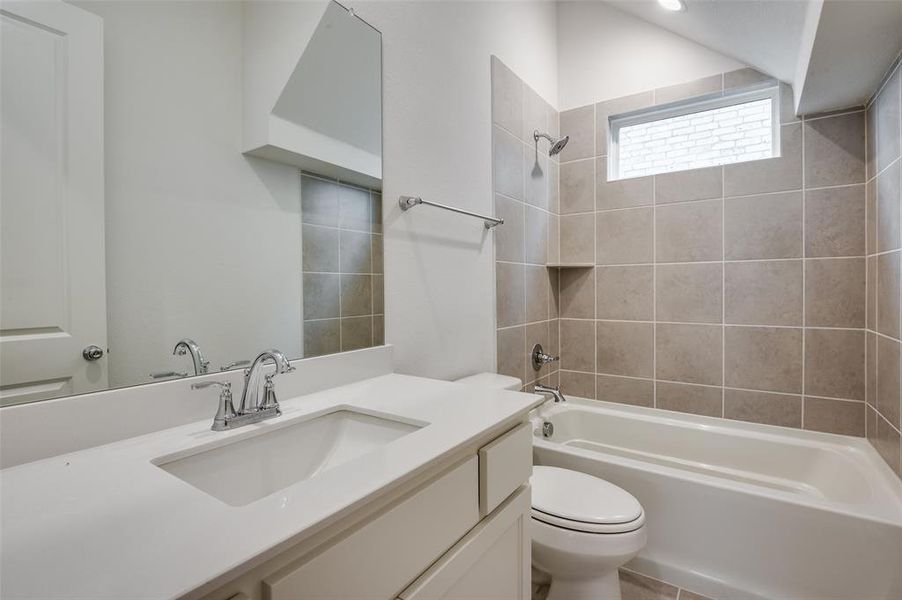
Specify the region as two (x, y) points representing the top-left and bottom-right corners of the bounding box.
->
(535, 384), (566, 403)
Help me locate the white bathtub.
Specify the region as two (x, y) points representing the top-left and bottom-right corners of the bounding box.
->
(531, 398), (902, 600)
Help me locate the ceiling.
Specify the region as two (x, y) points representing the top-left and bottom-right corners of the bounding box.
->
(797, 0), (902, 113)
(608, 0), (808, 84)
(606, 0), (902, 114)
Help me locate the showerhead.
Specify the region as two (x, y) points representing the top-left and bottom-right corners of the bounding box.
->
(549, 135), (569, 156)
(534, 131), (570, 156)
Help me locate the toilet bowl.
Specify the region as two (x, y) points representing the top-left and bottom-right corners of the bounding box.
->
(453, 374), (647, 600)
(531, 466), (647, 600)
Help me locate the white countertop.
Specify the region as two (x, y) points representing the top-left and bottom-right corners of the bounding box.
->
(0, 373), (542, 599)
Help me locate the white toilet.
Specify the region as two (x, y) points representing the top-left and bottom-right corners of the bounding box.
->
(454, 373), (647, 600)
(531, 466), (646, 600)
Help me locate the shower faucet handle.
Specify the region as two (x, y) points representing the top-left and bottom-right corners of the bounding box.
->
(531, 343), (560, 371)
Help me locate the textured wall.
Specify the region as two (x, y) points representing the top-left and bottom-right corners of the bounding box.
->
(491, 57), (562, 391)
(300, 173), (384, 358)
(499, 65), (878, 439)
(865, 57), (902, 479)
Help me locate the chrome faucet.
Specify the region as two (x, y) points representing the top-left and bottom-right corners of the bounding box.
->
(534, 384), (567, 403)
(173, 339), (210, 375)
(238, 349), (294, 415)
(191, 348), (294, 431)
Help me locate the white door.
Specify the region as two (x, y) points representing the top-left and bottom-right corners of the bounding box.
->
(0, 0), (106, 405)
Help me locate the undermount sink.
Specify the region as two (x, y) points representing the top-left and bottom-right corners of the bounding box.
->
(155, 409), (423, 506)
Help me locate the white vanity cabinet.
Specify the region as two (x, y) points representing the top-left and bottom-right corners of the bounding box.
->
(263, 456), (480, 599)
(398, 487), (531, 600)
(200, 421), (532, 600)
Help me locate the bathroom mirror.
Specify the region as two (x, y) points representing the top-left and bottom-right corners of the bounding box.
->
(0, 0), (382, 405)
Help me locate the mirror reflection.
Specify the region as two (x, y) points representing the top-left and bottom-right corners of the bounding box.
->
(0, 0), (383, 405)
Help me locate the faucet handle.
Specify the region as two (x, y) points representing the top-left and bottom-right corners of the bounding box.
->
(220, 359), (251, 371)
(191, 380), (231, 391)
(259, 375), (281, 412)
(191, 381), (237, 431)
(531, 344), (560, 371)
(150, 370), (188, 379)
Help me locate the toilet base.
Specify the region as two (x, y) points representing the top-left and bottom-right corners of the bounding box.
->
(546, 570), (622, 600)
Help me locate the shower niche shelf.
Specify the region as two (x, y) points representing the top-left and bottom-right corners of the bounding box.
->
(546, 263), (595, 268)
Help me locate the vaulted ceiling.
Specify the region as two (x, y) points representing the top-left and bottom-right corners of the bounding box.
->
(607, 0), (902, 114)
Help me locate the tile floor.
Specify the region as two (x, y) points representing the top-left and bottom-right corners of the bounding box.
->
(533, 568), (715, 600)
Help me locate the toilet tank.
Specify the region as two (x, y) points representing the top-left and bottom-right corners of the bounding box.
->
(454, 372), (522, 391)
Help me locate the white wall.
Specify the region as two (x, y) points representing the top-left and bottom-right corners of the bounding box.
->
(68, 0), (561, 388)
(242, 1), (383, 187)
(351, 1), (558, 380)
(556, 1), (743, 110)
(68, 0), (734, 387)
(351, 0), (730, 381)
(72, 1), (303, 386)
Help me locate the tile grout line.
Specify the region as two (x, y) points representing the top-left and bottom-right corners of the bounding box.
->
(875, 409), (902, 439)
(866, 97), (874, 440)
(506, 256), (873, 268)
(865, 101), (871, 439)
(370, 196), (375, 347)
(300, 170), (306, 354)
(545, 318), (872, 333)
(898, 68), (902, 472)
(801, 114), (807, 428)
(653, 157), (658, 409)
(559, 368), (866, 405)
(490, 65), (500, 381)
(593, 101), (599, 401)
(521, 79), (530, 387)
(875, 93), (881, 441)
(721, 162), (726, 417)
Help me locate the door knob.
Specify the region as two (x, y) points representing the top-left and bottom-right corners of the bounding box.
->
(82, 345), (104, 361)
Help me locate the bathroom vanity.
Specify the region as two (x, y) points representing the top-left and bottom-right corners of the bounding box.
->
(0, 355), (542, 600)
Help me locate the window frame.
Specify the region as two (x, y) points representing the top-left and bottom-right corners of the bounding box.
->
(607, 84), (782, 181)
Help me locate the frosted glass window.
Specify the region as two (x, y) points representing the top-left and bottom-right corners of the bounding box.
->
(609, 88), (779, 180)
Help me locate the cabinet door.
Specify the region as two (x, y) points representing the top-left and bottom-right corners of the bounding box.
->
(399, 486), (530, 600)
(478, 422), (532, 517)
(264, 456), (479, 600)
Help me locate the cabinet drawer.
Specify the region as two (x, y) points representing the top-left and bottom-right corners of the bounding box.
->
(478, 422), (532, 516)
(398, 486), (531, 600)
(263, 456), (479, 600)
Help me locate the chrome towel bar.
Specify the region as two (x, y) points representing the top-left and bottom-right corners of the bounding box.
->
(399, 196), (503, 229)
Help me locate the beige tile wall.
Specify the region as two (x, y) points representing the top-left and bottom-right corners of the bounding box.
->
(865, 57), (902, 479)
(301, 173), (384, 358)
(492, 58), (902, 477)
(552, 67), (874, 438)
(492, 57), (561, 390)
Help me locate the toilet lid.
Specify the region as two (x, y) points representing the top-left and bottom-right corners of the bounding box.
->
(531, 466), (643, 532)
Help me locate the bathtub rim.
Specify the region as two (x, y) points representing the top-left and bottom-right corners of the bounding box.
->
(530, 396), (902, 527)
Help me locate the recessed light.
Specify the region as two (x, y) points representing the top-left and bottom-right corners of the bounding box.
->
(658, 0), (686, 11)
